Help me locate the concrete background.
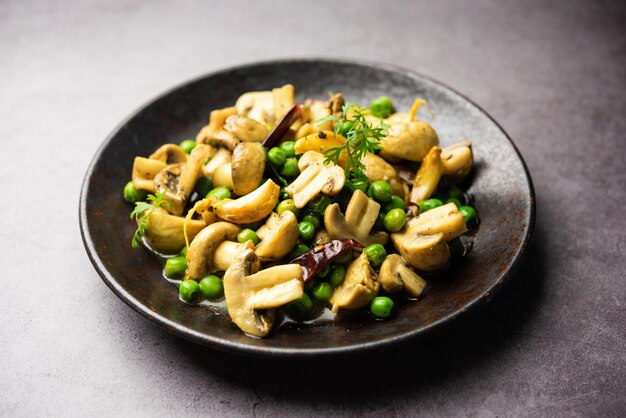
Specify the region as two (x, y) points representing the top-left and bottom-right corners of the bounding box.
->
(1, 0), (625, 416)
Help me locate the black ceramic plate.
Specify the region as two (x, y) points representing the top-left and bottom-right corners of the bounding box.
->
(80, 59), (534, 357)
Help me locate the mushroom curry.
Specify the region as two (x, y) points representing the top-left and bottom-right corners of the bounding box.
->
(123, 85), (479, 338)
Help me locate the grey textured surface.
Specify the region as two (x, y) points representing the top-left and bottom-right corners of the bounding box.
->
(1, 0), (624, 416)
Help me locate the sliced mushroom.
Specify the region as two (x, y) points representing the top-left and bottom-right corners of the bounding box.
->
(272, 84), (296, 122)
(330, 253), (380, 312)
(132, 157), (167, 192)
(211, 163), (234, 189)
(380, 120), (439, 163)
(149, 144), (188, 164)
(224, 249), (303, 337)
(203, 147), (232, 177)
(379, 254), (427, 297)
(225, 115), (270, 142)
(285, 151), (345, 208)
(153, 145), (212, 216)
(391, 203), (466, 271)
(324, 189), (388, 246)
(213, 240), (255, 271)
(178, 144), (212, 196)
(231, 142), (266, 195)
(209, 127), (240, 151)
(196, 107), (237, 144)
(140, 208), (205, 254)
(410, 146), (444, 204)
(361, 153), (409, 201)
(213, 179), (280, 224)
(254, 211), (299, 260)
(153, 163), (186, 215)
(187, 222), (241, 278)
(441, 141), (473, 183)
(236, 91), (275, 125)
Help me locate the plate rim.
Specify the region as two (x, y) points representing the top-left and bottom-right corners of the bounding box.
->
(79, 57), (536, 358)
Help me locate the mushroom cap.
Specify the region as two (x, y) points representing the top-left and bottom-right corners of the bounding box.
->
(441, 141), (473, 183)
(392, 232), (450, 271)
(390, 203), (465, 271)
(225, 115), (269, 142)
(254, 211), (299, 260)
(224, 249), (303, 337)
(209, 127), (240, 151)
(149, 144), (188, 164)
(187, 222), (241, 279)
(141, 208), (205, 254)
(213, 179), (280, 224)
(211, 163), (234, 189)
(361, 152), (409, 201)
(235, 91), (275, 125)
(231, 142), (266, 196)
(330, 253), (380, 312)
(380, 120), (439, 162)
(379, 254), (428, 297)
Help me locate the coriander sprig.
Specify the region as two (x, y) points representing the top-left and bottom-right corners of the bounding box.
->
(129, 191), (170, 249)
(317, 103), (388, 189)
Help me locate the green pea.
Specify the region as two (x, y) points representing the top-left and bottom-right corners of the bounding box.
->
(368, 180), (393, 203)
(312, 282), (333, 302)
(383, 208), (407, 232)
(194, 176), (213, 197)
(280, 157), (299, 177)
(298, 221), (316, 242)
(179, 246), (188, 258)
(165, 256), (187, 278)
(268, 147), (287, 166)
(199, 275), (223, 300)
(238, 229), (260, 245)
(279, 141), (296, 158)
(446, 197), (462, 208)
(179, 279), (200, 302)
(370, 296), (394, 318)
(285, 294), (314, 320)
(307, 195), (331, 213)
(364, 244), (386, 267)
(277, 199), (299, 217)
(459, 205), (478, 227)
(279, 189), (290, 201)
(370, 96), (394, 118)
(328, 265), (346, 287)
(334, 250), (353, 265)
(207, 186), (231, 200)
(123, 181), (147, 203)
(179, 139), (197, 154)
(289, 244), (310, 259)
(383, 195), (405, 212)
(447, 185), (464, 201)
(336, 120), (354, 137)
(242, 220), (265, 231)
(419, 198), (443, 213)
(302, 212), (322, 229)
(317, 265), (330, 278)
